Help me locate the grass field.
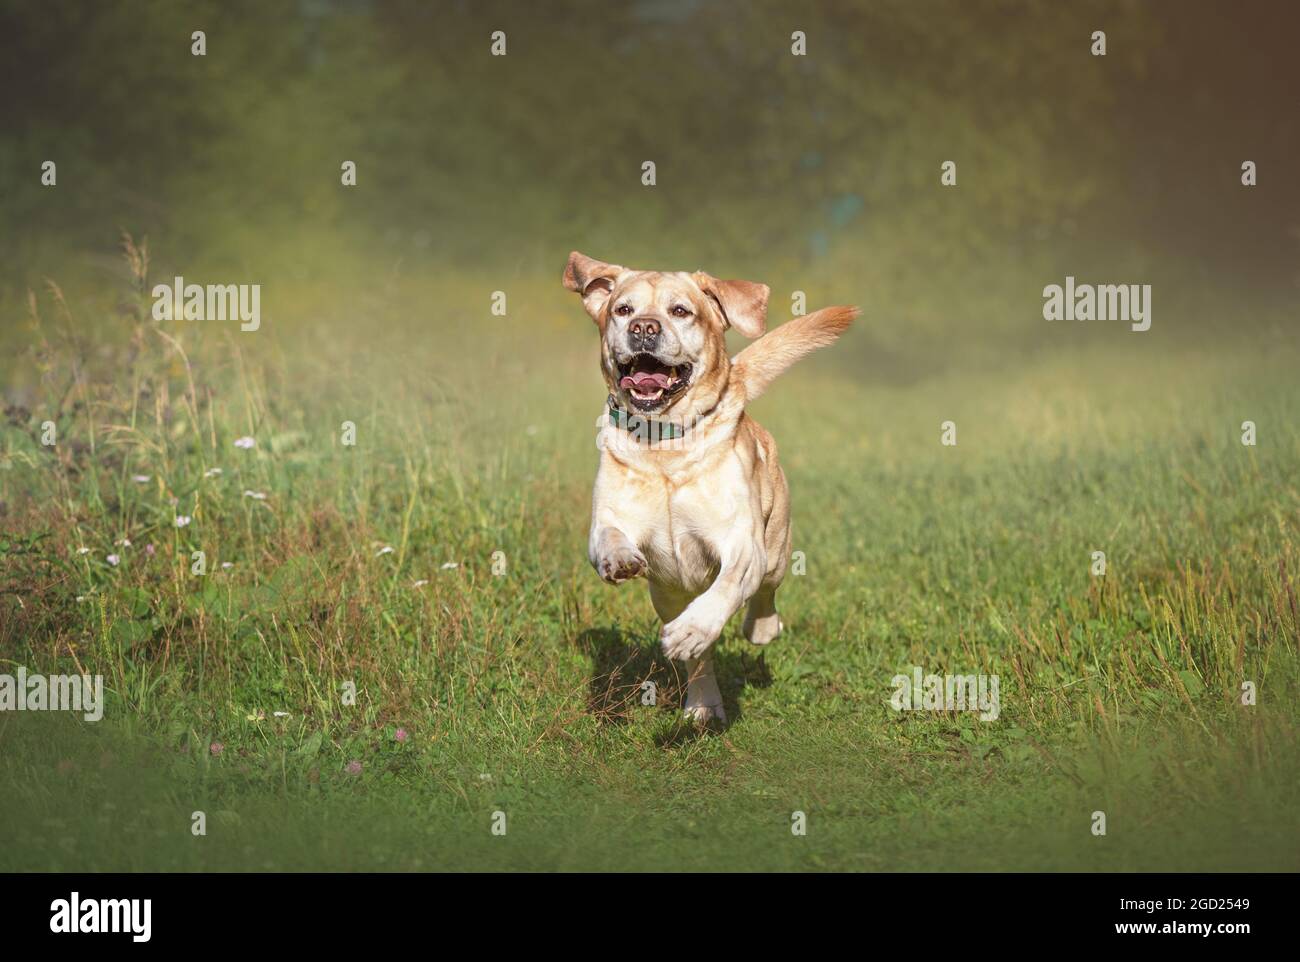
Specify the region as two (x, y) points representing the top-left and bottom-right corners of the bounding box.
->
(1, 240), (1299, 871)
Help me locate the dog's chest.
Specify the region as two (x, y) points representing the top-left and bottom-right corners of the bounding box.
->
(597, 443), (746, 593)
(640, 473), (737, 593)
(644, 528), (716, 594)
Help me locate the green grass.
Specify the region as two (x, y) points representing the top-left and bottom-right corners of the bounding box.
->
(1, 245), (1298, 871)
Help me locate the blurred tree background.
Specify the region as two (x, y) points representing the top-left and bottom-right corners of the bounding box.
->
(1, 0), (1296, 360)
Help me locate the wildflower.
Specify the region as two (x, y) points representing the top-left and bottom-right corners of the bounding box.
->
(394, 728), (408, 743)
(411, 579), (429, 588)
(115, 538), (132, 548)
(131, 474), (150, 483)
(242, 490), (267, 500)
(204, 467), (223, 478)
(376, 546), (394, 557)
(106, 554), (121, 566)
(145, 543), (155, 557)
(345, 760), (363, 775)
(273, 711), (291, 718)
(221, 561), (233, 570)
(441, 561), (459, 570)
(76, 547), (90, 555)
(233, 436), (255, 450)
(210, 742), (224, 756)
(175, 516), (192, 528)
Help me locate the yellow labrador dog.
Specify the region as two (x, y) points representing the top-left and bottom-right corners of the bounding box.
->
(563, 251), (856, 723)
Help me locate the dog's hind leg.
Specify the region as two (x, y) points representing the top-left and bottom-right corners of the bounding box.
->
(743, 585), (782, 646)
(745, 454), (789, 648)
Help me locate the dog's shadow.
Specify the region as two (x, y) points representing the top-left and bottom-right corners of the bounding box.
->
(576, 625), (772, 745)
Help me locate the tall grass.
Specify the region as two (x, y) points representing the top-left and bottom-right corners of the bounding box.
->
(1, 237), (1298, 870)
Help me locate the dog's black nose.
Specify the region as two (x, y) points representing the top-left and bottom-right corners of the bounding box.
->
(628, 317), (660, 351)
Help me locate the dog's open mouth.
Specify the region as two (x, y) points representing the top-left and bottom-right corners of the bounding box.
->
(617, 354), (692, 411)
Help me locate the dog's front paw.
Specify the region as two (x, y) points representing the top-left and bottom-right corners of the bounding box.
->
(660, 614), (719, 661)
(683, 699), (727, 726)
(596, 545), (647, 585)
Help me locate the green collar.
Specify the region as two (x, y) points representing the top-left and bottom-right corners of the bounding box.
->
(606, 395), (686, 441)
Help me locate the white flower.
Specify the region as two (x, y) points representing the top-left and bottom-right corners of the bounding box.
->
(411, 579), (429, 588)
(477, 773), (492, 782)
(233, 436), (255, 450)
(242, 490), (267, 500)
(131, 474), (151, 483)
(106, 554), (121, 566)
(440, 562), (459, 570)
(221, 562), (234, 570)
(273, 711), (291, 718)
(76, 547), (91, 555)
(376, 545), (394, 557)
(115, 538), (132, 548)
(204, 467), (223, 478)
(175, 516), (192, 528)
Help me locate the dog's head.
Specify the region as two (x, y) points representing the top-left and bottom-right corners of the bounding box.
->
(562, 251), (769, 417)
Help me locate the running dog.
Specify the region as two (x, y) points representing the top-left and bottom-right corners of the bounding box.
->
(563, 251), (857, 723)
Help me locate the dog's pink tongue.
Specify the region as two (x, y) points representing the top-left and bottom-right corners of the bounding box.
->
(621, 371), (671, 391)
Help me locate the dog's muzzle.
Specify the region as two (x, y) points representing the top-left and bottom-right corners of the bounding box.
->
(626, 317), (661, 353)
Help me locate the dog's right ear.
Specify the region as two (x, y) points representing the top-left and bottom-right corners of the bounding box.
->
(562, 251), (623, 325)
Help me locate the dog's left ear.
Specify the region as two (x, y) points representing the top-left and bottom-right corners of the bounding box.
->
(693, 272), (769, 338)
(563, 251), (624, 324)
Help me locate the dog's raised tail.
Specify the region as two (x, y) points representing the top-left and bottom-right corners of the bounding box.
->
(731, 305), (858, 402)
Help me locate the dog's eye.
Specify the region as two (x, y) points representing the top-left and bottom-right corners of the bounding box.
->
(671, 305), (691, 318)
(614, 303), (634, 316)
